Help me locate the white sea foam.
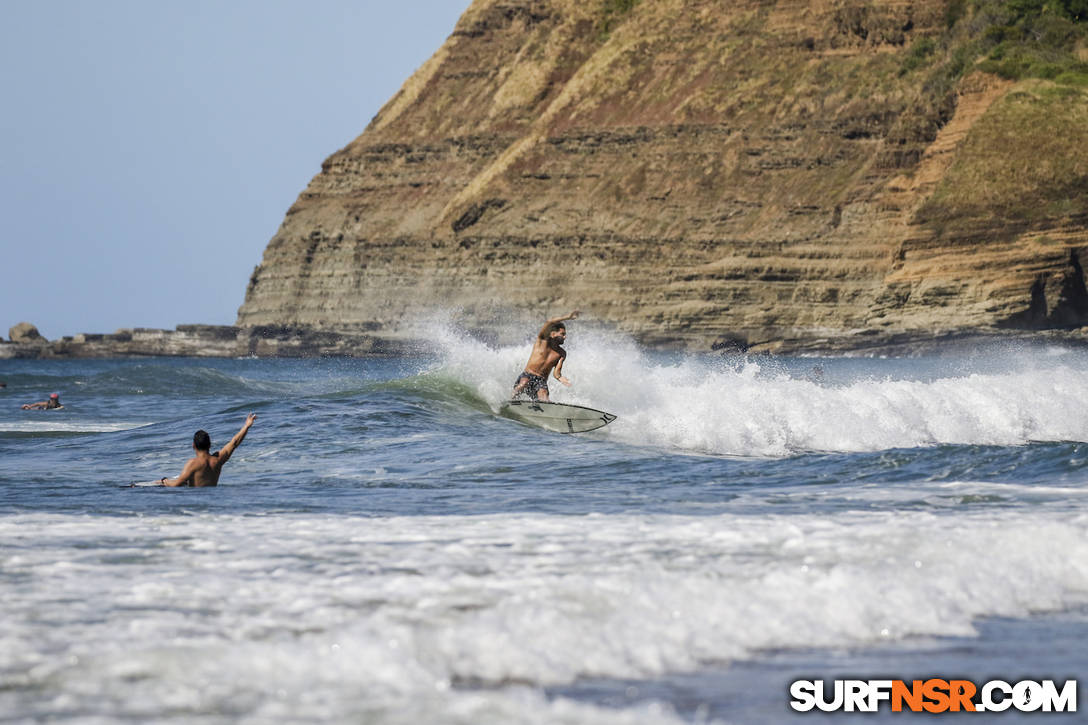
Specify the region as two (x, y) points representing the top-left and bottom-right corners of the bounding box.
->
(425, 324), (1088, 456)
(2, 509), (1087, 722)
(0, 420), (152, 433)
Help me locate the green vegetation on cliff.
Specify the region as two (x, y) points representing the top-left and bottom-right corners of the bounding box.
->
(919, 80), (1088, 230)
(976, 0), (1088, 81)
(900, 0), (1087, 106)
(905, 1), (1088, 231)
(597, 0), (642, 39)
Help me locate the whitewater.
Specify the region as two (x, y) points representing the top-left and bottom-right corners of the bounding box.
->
(1, 330), (1086, 723)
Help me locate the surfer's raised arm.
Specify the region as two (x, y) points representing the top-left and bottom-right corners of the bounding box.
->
(216, 414), (257, 466)
(537, 310), (579, 339)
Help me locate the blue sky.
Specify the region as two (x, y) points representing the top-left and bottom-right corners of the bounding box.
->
(1, 0), (472, 340)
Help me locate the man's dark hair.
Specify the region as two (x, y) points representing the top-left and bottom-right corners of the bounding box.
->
(540, 321), (566, 339)
(193, 429), (211, 451)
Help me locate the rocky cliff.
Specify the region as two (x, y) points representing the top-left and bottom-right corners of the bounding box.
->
(236, 0), (1088, 353)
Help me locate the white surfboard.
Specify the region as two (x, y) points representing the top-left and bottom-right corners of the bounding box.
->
(500, 399), (617, 434)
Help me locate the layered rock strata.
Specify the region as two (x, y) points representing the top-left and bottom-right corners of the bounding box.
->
(236, 0), (1088, 353)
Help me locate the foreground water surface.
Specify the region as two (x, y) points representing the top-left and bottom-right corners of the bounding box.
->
(2, 331), (1086, 723)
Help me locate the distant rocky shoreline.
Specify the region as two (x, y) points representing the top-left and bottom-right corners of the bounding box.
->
(1, 322), (424, 360)
(4, 321), (1087, 360)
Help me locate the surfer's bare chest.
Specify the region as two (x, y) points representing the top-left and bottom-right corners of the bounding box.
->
(526, 341), (565, 375)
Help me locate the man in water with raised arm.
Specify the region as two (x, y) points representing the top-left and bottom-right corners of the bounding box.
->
(160, 414), (257, 487)
(512, 310), (579, 402)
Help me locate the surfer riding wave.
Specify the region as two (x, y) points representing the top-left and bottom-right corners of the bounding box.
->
(512, 310), (579, 402)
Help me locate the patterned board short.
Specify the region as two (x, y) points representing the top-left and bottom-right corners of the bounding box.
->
(514, 371), (549, 399)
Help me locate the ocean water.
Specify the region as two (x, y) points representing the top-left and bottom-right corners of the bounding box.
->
(2, 328), (1087, 723)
